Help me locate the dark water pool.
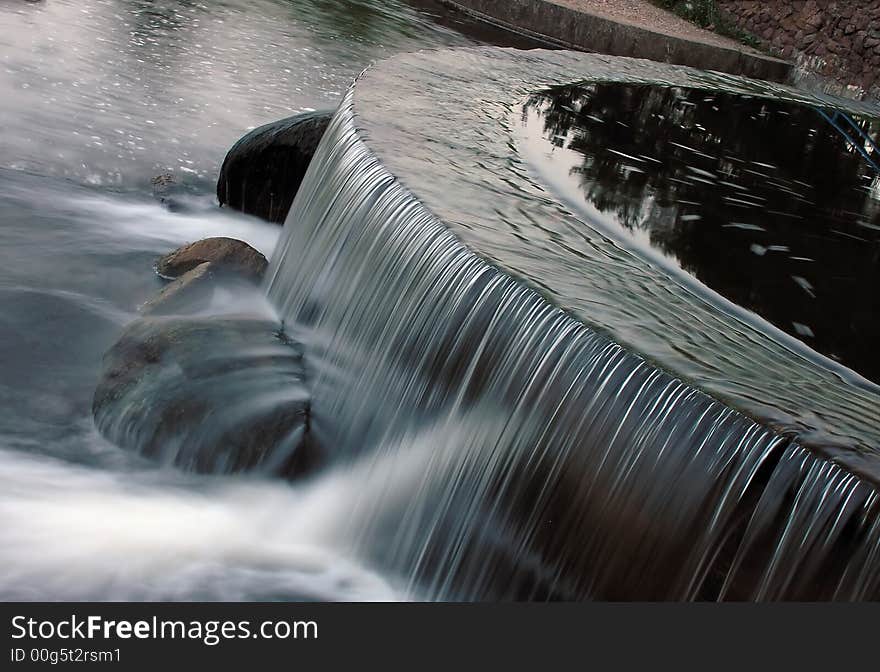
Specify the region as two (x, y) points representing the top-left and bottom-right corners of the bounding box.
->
(520, 82), (880, 384)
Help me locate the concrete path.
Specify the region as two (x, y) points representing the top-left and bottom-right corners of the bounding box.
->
(440, 0), (792, 82)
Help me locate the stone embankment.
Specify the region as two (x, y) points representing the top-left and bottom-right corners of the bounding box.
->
(440, 0), (792, 81)
(718, 0), (880, 98)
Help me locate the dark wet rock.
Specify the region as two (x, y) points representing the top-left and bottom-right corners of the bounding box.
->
(151, 172), (176, 193)
(93, 316), (317, 478)
(150, 172), (195, 212)
(155, 237), (267, 281)
(140, 262), (215, 316)
(217, 110), (332, 224)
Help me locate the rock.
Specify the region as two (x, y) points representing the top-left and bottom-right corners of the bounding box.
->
(151, 172), (176, 193)
(217, 110), (332, 224)
(155, 237), (267, 281)
(140, 262), (215, 316)
(150, 172), (195, 212)
(93, 316), (318, 478)
(806, 13), (824, 30)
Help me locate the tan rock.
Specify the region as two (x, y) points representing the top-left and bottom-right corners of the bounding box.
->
(140, 262), (214, 316)
(155, 237), (267, 281)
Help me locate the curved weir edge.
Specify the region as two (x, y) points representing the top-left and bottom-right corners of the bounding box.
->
(265, 53), (880, 599)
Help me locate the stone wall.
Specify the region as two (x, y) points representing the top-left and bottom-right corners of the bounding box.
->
(717, 0), (880, 98)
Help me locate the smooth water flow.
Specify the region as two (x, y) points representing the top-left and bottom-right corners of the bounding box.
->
(5, 1), (880, 601)
(0, 0), (537, 601)
(266, 87), (880, 599)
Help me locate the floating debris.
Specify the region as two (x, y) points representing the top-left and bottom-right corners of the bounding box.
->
(792, 322), (815, 337)
(723, 222), (766, 231)
(791, 275), (816, 298)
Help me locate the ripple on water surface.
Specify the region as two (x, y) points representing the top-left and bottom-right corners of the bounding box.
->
(352, 48), (880, 471)
(0, 0), (501, 185)
(518, 82), (880, 385)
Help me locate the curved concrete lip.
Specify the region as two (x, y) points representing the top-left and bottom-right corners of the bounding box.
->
(350, 47), (880, 480)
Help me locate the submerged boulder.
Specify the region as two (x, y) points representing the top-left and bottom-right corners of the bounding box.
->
(150, 172), (201, 213)
(151, 173), (177, 200)
(93, 316), (317, 478)
(155, 237), (267, 281)
(141, 262), (216, 316)
(217, 110), (332, 224)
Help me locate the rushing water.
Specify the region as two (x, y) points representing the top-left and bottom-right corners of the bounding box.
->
(6, 1), (880, 601)
(267, 83), (880, 600)
(0, 0), (535, 600)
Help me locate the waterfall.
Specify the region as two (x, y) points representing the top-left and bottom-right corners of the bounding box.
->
(265, 86), (880, 600)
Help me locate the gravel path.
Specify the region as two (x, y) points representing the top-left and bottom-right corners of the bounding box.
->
(548, 0), (763, 54)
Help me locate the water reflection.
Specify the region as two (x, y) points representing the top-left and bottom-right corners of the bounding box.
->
(521, 83), (880, 384)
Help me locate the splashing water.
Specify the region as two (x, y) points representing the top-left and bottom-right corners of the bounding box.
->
(5, 0), (880, 601)
(0, 446), (401, 601)
(0, 0), (541, 602)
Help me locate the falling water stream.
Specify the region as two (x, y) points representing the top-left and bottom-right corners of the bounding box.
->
(4, 1), (880, 601)
(0, 0), (538, 601)
(265, 80), (880, 599)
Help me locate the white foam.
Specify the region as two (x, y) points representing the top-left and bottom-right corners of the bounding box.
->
(65, 193), (281, 258)
(0, 449), (397, 601)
